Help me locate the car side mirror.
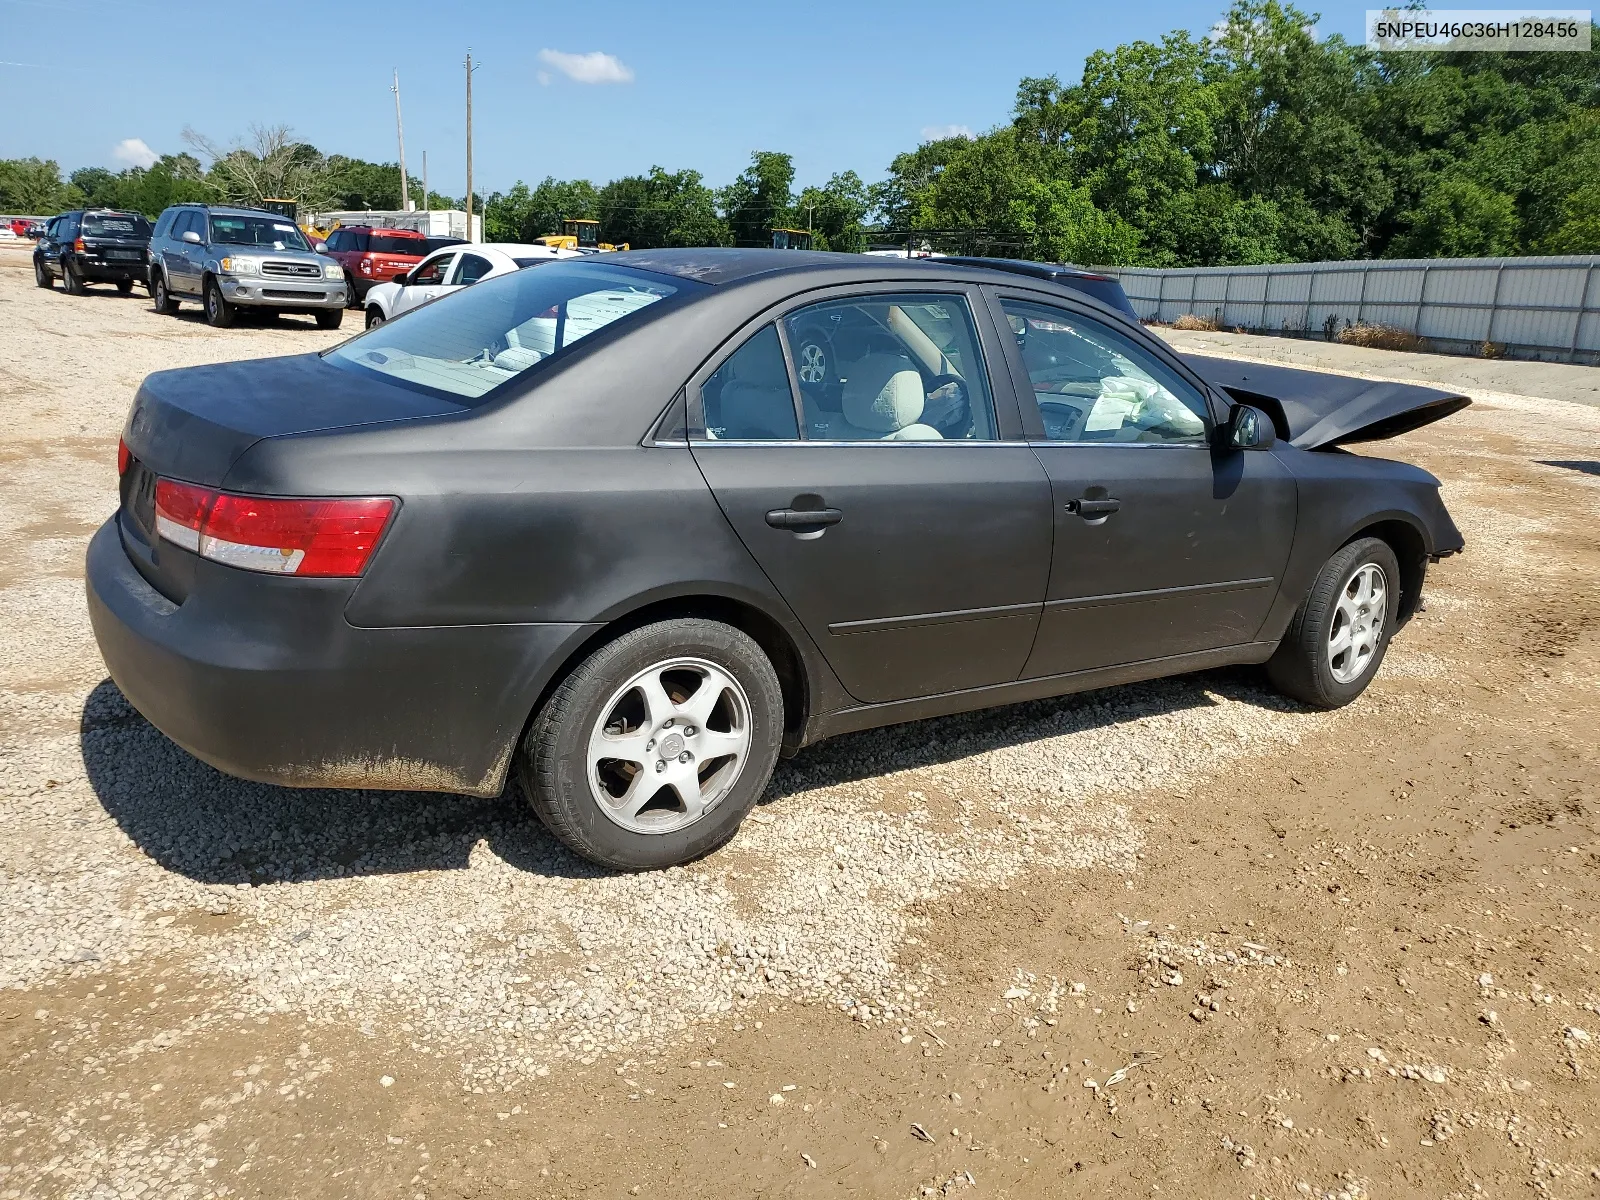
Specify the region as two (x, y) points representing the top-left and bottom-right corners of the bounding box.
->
(392, 271), (410, 284)
(181, 230), (202, 245)
(1221, 403), (1276, 450)
(314, 242), (328, 253)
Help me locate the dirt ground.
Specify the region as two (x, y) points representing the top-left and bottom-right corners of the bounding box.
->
(1, 251), (1598, 1200)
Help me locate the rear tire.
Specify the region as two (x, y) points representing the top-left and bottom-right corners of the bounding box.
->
(517, 619), (784, 871)
(152, 272), (178, 314)
(365, 306), (385, 330)
(61, 260), (84, 295)
(315, 307), (344, 331)
(1266, 537), (1401, 709)
(204, 277), (235, 328)
(33, 258), (49, 288)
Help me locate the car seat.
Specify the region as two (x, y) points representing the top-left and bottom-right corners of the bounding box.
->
(838, 354), (942, 440)
(715, 334), (800, 439)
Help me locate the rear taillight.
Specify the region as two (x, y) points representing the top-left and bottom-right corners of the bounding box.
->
(74, 237), (86, 252)
(153, 479), (395, 577)
(117, 437), (130, 476)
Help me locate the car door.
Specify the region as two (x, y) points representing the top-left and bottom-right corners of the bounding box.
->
(393, 249), (457, 315)
(39, 217), (62, 272)
(166, 212), (201, 294)
(688, 288), (1053, 705)
(987, 292), (1297, 679)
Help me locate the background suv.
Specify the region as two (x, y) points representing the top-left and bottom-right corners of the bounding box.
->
(319, 225), (429, 307)
(33, 209), (151, 295)
(147, 204), (347, 329)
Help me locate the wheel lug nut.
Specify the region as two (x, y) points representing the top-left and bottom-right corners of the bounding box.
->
(645, 739), (655, 751)
(655, 760), (666, 773)
(684, 726), (697, 737)
(678, 751), (691, 763)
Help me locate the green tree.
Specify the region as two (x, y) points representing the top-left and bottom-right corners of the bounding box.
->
(0, 157), (73, 213)
(598, 167), (725, 248)
(794, 171), (870, 251)
(719, 151), (794, 246)
(1391, 176), (1520, 257)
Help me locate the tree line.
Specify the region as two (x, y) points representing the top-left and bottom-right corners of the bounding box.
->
(4, 1), (1597, 265)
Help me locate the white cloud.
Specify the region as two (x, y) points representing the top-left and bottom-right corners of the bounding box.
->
(536, 49), (634, 85)
(921, 124), (975, 142)
(112, 137), (158, 169)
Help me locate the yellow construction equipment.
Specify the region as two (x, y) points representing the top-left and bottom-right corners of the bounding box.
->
(534, 218), (628, 252)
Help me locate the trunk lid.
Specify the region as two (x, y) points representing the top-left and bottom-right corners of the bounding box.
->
(1182, 354), (1471, 450)
(123, 352), (467, 488)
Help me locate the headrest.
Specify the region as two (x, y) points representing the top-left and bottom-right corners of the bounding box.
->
(842, 355), (924, 432)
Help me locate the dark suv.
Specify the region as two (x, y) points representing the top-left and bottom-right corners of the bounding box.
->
(33, 209), (152, 295)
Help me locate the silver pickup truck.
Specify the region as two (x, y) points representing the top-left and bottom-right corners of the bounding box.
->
(146, 204), (347, 329)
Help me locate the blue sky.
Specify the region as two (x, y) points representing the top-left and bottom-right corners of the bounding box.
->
(2, 0), (1370, 194)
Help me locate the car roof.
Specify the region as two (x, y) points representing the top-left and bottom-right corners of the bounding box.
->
(342, 225), (425, 236)
(601, 247), (1121, 293)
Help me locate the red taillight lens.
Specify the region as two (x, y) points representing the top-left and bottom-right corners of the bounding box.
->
(117, 437), (131, 476)
(74, 237), (86, 252)
(153, 480), (394, 578)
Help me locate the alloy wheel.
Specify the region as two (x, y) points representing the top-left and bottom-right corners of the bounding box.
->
(586, 657), (752, 835)
(796, 341), (827, 385)
(1327, 562), (1386, 684)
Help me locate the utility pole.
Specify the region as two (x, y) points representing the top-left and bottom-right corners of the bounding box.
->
(391, 69), (410, 212)
(422, 150), (429, 212)
(464, 49), (479, 242)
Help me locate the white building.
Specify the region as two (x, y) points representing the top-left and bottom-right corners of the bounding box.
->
(311, 209), (482, 242)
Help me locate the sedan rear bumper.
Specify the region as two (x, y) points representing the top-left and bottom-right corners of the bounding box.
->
(85, 518), (599, 796)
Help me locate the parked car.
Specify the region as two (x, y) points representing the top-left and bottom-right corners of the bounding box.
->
(88, 249), (1467, 871)
(33, 209), (152, 295)
(423, 235), (467, 255)
(317, 225), (430, 307)
(146, 204), (347, 329)
(360, 242), (579, 328)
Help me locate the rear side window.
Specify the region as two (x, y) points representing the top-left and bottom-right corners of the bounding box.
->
(700, 326), (799, 441)
(780, 293), (998, 441)
(452, 254), (494, 285)
(326, 261), (690, 404)
(370, 233), (422, 255)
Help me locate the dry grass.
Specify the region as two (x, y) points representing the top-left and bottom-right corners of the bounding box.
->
(1172, 312), (1220, 331)
(1336, 321), (1424, 352)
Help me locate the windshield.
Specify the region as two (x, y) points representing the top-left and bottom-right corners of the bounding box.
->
(326, 261), (691, 404)
(209, 214), (310, 251)
(83, 214), (150, 238)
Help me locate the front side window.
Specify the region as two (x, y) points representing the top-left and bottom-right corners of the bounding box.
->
(452, 253), (494, 286)
(326, 260), (688, 404)
(410, 252), (454, 285)
(700, 325), (799, 441)
(1000, 298), (1209, 445)
(780, 293), (997, 441)
(207, 214), (310, 252)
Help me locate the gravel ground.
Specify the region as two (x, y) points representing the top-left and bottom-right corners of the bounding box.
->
(1, 259), (1597, 1198)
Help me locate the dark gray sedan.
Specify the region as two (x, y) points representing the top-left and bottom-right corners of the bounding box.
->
(87, 250), (1466, 869)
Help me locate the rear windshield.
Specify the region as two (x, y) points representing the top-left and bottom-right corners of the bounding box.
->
(370, 233), (424, 255)
(83, 214), (150, 237)
(209, 214), (309, 251)
(326, 261), (694, 404)
(1069, 275), (1139, 319)
(424, 236), (465, 254)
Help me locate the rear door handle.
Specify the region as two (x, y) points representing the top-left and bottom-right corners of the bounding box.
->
(766, 507), (843, 530)
(1067, 497), (1121, 518)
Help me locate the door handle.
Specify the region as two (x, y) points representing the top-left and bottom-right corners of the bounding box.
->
(766, 507), (843, 530)
(1067, 497), (1121, 518)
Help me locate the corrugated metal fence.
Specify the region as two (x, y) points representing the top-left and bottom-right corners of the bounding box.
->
(1104, 255), (1600, 364)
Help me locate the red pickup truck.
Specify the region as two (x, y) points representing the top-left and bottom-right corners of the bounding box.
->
(320, 226), (430, 307)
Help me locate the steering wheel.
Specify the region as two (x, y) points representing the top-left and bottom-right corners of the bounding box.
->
(923, 373), (971, 436)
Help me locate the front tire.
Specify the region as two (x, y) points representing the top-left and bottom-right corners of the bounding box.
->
(33, 258), (49, 288)
(115, 279), (134, 295)
(1266, 537), (1401, 709)
(517, 619), (784, 870)
(315, 307), (344, 331)
(365, 306), (385, 330)
(152, 272), (179, 314)
(204, 277), (235, 327)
